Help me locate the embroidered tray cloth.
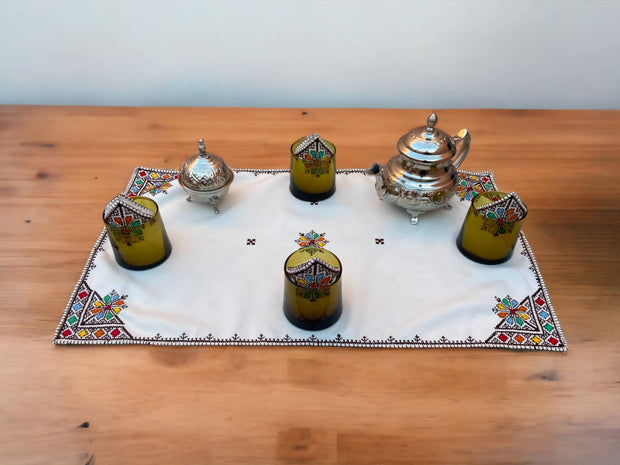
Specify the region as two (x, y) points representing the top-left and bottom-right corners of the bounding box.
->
(53, 168), (567, 351)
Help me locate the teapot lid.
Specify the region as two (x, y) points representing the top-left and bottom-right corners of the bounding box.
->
(396, 113), (455, 163)
(179, 139), (233, 191)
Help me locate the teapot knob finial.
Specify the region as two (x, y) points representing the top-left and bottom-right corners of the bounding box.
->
(426, 113), (438, 132)
(197, 138), (206, 156)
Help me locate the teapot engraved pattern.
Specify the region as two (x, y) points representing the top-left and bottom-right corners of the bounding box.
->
(367, 113), (470, 224)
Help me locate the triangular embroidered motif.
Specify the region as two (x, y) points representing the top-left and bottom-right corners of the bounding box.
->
(485, 289), (565, 349)
(493, 295), (540, 333)
(80, 289), (127, 327)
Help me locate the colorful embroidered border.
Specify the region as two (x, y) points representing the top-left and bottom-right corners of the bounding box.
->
(55, 246), (134, 342)
(53, 167), (567, 351)
(124, 168), (179, 197)
(486, 286), (563, 348)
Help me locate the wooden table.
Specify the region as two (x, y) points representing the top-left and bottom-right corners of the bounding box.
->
(1, 106), (618, 464)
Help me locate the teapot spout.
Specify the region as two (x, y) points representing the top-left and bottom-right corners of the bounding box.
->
(366, 162), (383, 177)
(367, 162), (388, 199)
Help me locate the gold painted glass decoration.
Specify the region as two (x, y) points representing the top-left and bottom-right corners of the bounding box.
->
(456, 191), (527, 264)
(103, 194), (172, 270)
(283, 247), (343, 330)
(289, 133), (336, 201)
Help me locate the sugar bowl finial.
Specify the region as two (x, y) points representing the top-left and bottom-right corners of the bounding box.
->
(178, 138), (234, 214)
(197, 138), (207, 155)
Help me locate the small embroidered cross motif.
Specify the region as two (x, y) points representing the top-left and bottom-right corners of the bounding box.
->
(375, 238), (385, 245)
(247, 238), (256, 245)
(310, 201), (319, 205)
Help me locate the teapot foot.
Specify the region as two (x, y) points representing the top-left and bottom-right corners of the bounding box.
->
(213, 205), (220, 214)
(407, 210), (424, 225)
(444, 204), (452, 210)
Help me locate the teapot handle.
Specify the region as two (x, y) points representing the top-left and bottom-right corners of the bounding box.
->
(452, 129), (470, 168)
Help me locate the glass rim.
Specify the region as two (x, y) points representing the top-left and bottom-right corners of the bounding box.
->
(102, 194), (160, 222)
(283, 247), (343, 286)
(472, 190), (528, 220)
(471, 190), (507, 208)
(129, 195), (159, 213)
(290, 136), (336, 155)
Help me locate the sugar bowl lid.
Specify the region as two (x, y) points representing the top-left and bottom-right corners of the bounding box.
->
(179, 139), (234, 191)
(396, 113), (455, 163)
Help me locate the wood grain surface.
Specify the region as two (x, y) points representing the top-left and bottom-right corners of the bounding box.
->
(1, 106), (618, 464)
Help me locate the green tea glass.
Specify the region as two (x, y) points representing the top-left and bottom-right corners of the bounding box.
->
(290, 134), (336, 201)
(103, 195), (172, 270)
(283, 247), (343, 330)
(456, 191), (527, 264)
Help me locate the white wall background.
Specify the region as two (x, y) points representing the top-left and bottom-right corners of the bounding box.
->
(1, 0), (618, 109)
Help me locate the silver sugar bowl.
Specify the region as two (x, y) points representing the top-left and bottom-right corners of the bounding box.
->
(179, 139), (234, 214)
(367, 113), (470, 224)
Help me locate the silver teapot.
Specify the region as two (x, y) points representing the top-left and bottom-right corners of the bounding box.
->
(367, 113), (470, 224)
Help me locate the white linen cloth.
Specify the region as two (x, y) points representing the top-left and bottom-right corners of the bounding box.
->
(53, 168), (567, 351)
